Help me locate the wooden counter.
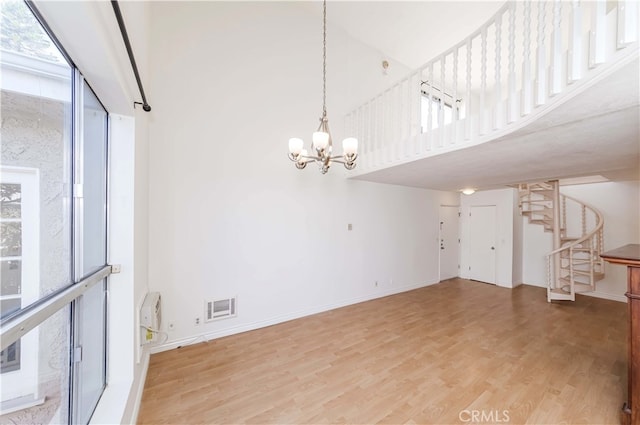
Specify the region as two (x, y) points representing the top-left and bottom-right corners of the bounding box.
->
(601, 244), (640, 425)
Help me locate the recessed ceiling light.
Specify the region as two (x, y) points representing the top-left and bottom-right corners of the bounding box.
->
(461, 188), (476, 195)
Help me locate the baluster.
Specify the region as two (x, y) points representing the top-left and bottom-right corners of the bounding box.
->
(375, 95), (381, 166)
(465, 37), (472, 141)
(507, 3), (517, 123)
(395, 84), (402, 160)
(385, 90), (391, 163)
(427, 62), (434, 151)
(439, 55), (446, 147)
(522, 0), (533, 115)
(400, 81), (406, 158)
(550, 0), (563, 95)
(409, 73), (417, 155)
(371, 96), (380, 166)
(381, 91), (387, 163)
(418, 69), (423, 153)
(452, 48), (459, 145)
(480, 27), (488, 135)
(568, 0), (583, 82)
(618, 0), (639, 47)
(562, 195), (567, 233)
(397, 84), (403, 159)
(536, 0), (547, 105)
(391, 86), (397, 161)
(360, 105), (366, 166)
(494, 13), (504, 129)
(368, 100), (374, 169)
(589, 0), (606, 68)
(581, 205), (587, 236)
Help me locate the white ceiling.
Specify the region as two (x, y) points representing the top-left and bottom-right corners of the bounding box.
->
(308, 1), (504, 69)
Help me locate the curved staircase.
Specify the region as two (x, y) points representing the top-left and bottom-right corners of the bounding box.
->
(518, 181), (605, 301)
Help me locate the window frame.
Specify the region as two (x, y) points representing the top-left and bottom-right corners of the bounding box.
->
(0, 2), (112, 423)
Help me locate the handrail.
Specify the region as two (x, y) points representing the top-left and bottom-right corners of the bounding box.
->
(546, 194), (604, 257)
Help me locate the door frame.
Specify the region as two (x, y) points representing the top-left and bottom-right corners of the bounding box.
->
(438, 204), (460, 281)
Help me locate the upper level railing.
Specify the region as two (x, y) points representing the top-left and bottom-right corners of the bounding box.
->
(345, 0), (639, 174)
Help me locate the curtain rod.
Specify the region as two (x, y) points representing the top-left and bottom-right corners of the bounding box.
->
(111, 0), (151, 112)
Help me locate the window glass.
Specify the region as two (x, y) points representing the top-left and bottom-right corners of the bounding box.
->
(73, 279), (107, 423)
(1, 0), (73, 308)
(421, 95), (454, 131)
(79, 84), (108, 277)
(0, 305), (71, 424)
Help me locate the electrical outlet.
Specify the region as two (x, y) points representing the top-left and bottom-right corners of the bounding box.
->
(375, 281), (378, 287)
(390, 279), (393, 285)
(195, 317), (200, 326)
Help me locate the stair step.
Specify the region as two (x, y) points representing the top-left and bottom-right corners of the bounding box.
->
(521, 210), (553, 216)
(530, 219), (553, 225)
(570, 270), (605, 279)
(560, 247), (592, 253)
(529, 189), (554, 196)
(548, 288), (574, 301)
(557, 278), (595, 293)
(562, 259), (594, 265)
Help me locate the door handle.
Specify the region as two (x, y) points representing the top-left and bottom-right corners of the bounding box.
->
(491, 246), (495, 250)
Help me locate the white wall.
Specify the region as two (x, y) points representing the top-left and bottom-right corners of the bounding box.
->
(146, 1), (456, 348)
(522, 181), (640, 301)
(459, 188), (520, 288)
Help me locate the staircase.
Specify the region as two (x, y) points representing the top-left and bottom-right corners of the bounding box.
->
(518, 181), (605, 302)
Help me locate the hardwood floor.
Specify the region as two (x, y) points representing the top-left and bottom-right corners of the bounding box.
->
(138, 279), (627, 424)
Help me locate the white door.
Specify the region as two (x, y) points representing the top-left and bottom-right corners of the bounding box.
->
(439, 205), (459, 281)
(0, 168), (40, 403)
(468, 205), (496, 284)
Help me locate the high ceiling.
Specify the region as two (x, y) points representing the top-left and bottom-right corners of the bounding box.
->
(307, 1), (503, 69)
(306, 1), (639, 190)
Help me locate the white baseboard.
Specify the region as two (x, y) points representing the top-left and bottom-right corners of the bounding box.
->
(522, 283), (627, 303)
(150, 280), (437, 354)
(122, 350), (150, 425)
(581, 290), (627, 303)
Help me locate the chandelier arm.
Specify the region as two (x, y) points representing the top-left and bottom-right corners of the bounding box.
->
(329, 154), (358, 161)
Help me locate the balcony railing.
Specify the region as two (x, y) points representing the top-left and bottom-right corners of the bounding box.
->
(345, 0), (639, 175)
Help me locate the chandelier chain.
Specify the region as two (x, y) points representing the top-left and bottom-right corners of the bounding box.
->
(322, 0), (327, 116)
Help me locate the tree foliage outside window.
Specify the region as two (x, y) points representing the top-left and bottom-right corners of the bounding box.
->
(1, 1), (64, 62)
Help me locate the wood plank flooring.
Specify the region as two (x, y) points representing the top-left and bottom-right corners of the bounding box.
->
(138, 279), (628, 424)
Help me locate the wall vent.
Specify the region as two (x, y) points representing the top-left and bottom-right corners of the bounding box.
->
(205, 297), (237, 322)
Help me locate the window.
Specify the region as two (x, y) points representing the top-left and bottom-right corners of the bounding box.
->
(0, 2), (110, 423)
(421, 94), (455, 132)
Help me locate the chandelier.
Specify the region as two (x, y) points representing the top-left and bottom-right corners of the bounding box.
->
(287, 0), (358, 174)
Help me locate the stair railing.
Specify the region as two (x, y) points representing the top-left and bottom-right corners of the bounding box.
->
(345, 0), (638, 175)
(545, 193), (604, 297)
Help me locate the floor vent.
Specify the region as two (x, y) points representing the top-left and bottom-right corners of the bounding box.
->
(205, 297), (237, 322)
